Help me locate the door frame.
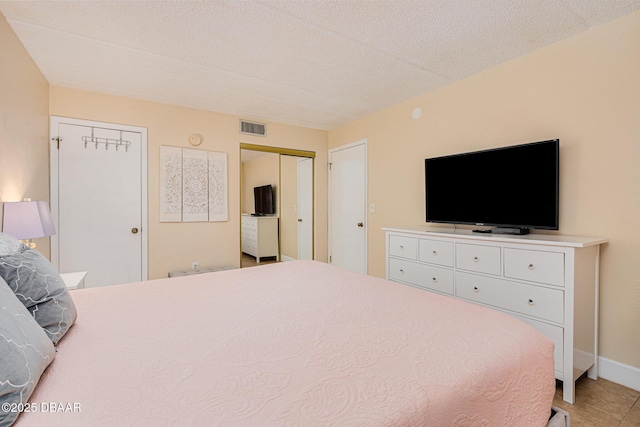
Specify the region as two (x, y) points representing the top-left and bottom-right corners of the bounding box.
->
(239, 143), (315, 267)
(49, 116), (148, 280)
(328, 138), (368, 273)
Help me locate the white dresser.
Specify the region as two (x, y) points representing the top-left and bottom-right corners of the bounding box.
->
(384, 226), (607, 404)
(241, 215), (279, 263)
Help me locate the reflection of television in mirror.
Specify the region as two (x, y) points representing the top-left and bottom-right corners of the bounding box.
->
(425, 139), (559, 235)
(253, 185), (275, 216)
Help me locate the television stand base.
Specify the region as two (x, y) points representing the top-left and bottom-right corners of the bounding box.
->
(492, 227), (530, 235)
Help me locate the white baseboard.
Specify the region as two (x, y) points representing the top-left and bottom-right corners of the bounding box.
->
(598, 356), (640, 392)
(280, 255), (296, 262)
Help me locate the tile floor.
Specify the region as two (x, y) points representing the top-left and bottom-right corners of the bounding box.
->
(553, 376), (640, 426)
(241, 253), (278, 268)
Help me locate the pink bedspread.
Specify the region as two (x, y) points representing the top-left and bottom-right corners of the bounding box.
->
(16, 261), (554, 426)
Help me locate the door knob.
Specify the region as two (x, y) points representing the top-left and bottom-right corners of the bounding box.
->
(131, 227), (139, 234)
(298, 218), (303, 222)
(357, 222), (364, 228)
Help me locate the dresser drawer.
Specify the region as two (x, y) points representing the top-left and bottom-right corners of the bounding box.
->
(389, 258), (454, 295)
(504, 248), (564, 286)
(513, 314), (564, 376)
(242, 217), (257, 230)
(242, 229), (257, 241)
(456, 243), (501, 275)
(242, 240), (257, 253)
(418, 239), (454, 267)
(456, 272), (564, 323)
(389, 235), (417, 260)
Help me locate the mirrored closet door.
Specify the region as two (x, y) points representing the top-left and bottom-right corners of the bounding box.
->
(240, 144), (315, 268)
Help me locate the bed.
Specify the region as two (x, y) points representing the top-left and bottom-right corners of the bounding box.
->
(1, 244), (555, 426)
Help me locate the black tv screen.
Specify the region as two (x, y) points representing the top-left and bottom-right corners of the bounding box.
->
(425, 139), (559, 231)
(253, 184), (274, 215)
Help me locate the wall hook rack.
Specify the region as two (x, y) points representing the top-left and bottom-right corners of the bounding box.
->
(81, 134), (131, 152)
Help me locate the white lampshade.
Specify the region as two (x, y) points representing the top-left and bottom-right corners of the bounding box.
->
(2, 200), (56, 240)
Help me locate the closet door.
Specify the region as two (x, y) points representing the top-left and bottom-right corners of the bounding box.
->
(50, 117), (147, 287)
(297, 157), (313, 260)
(328, 140), (367, 274)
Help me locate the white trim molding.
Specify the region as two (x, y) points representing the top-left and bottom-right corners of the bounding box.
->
(599, 356), (640, 392)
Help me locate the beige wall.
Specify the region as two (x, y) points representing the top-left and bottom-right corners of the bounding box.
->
(329, 11), (640, 369)
(0, 14), (51, 257)
(50, 86), (328, 279)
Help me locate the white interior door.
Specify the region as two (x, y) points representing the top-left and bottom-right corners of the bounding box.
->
(328, 140), (367, 274)
(50, 117), (147, 287)
(297, 158), (313, 260)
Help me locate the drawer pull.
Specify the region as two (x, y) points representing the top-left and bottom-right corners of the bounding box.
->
(528, 299), (534, 305)
(432, 250), (437, 255)
(400, 245), (404, 250)
(399, 269), (404, 274)
(432, 277), (437, 283)
(528, 263), (535, 270)
(473, 286), (479, 292)
(473, 257), (479, 262)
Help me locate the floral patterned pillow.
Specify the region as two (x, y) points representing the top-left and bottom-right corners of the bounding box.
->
(0, 238), (77, 345)
(0, 277), (56, 426)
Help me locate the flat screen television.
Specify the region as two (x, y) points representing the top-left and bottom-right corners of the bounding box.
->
(253, 184), (275, 216)
(425, 139), (559, 234)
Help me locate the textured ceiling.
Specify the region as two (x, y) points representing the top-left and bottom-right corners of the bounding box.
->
(1, 1), (639, 130)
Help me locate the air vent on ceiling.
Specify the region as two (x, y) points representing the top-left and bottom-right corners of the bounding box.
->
(240, 120), (267, 137)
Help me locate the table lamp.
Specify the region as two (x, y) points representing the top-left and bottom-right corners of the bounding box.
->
(2, 200), (56, 249)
